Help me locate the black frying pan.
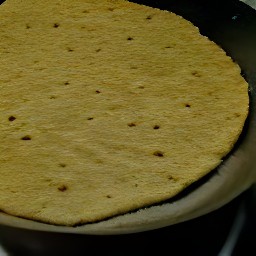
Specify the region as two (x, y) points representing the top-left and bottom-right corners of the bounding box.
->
(0, 0), (255, 254)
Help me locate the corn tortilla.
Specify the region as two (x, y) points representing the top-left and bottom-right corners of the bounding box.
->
(0, 0), (249, 226)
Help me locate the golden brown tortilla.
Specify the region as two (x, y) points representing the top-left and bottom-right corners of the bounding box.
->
(0, 0), (249, 226)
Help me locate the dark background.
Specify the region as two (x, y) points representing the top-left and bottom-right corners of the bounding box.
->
(0, 0), (255, 255)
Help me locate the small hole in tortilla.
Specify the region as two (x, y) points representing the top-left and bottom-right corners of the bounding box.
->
(153, 151), (164, 157)
(53, 23), (60, 28)
(8, 116), (16, 122)
(58, 185), (68, 192)
(21, 135), (31, 141)
(168, 175), (174, 180)
(191, 71), (201, 77)
(128, 122), (136, 127)
(67, 47), (74, 52)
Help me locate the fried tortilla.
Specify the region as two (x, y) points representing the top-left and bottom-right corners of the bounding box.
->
(0, 0), (249, 226)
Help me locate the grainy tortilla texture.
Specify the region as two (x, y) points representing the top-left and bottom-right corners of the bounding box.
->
(0, 0), (249, 226)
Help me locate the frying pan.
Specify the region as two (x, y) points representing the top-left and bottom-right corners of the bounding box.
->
(0, 0), (255, 237)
